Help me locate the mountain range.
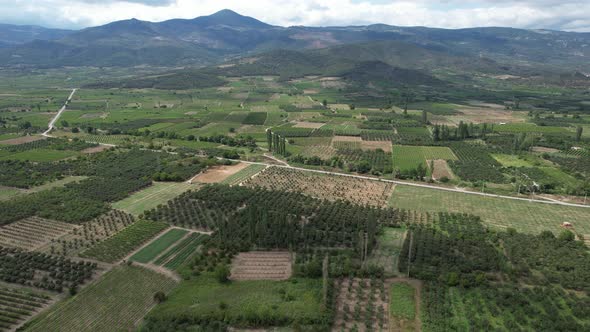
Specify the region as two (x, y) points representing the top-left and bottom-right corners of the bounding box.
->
(1, 9), (589, 72)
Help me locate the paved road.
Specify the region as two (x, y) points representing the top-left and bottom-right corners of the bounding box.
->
(42, 88), (77, 137)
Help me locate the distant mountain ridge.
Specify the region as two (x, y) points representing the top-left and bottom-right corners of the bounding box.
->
(0, 24), (72, 48)
(0, 9), (589, 71)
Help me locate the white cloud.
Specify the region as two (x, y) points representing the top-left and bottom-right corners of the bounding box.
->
(0, 0), (589, 32)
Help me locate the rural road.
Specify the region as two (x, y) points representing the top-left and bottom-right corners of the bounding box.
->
(42, 88), (77, 137)
(232, 158), (590, 209)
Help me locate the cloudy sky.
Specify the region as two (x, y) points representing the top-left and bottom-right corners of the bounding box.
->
(1, 0), (589, 32)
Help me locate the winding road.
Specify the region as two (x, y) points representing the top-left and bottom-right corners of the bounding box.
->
(42, 88), (77, 137)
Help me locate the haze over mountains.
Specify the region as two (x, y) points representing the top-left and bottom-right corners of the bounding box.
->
(0, 9), (589, 73)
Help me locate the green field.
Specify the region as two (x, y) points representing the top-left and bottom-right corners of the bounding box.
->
(389, 282), (416, 320)
(23, 265), (177, 332)
(81, 220), (169, 263)
(392, 145), (457, 171)
(112, 182), (198, 216)
(368, 227), (406, 275)
(220, 164), (266, 185)
(129, 228), (189, 263)
(389, 185), (590, 235)
(147, 275), (327, 328)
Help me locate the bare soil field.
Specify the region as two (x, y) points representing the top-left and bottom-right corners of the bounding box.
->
(332, 136), (362, 143)
(429, 159), (454, 180)
(81, 145), (112, 154)
(442, 105), (526, 125)
(0, 217), (77, 250)
(532, 146), (560, 153)
(361, 140), (393, 151)
(0, 135), (46, 145)
(293, 121), (325, 129)
(230, 251), (293, 281)
(190, 163), (249, 183)
(79, 112), (107, 119)
(244, 167), (395, 207)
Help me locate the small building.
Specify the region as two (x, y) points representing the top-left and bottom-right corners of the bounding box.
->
(562, 222), (573, 228)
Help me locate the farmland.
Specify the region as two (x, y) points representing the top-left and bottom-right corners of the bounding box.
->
(23, 265), (177, 332)
(0, 286), (53, 331)
(0, 23), (590, 332)
(81, 220), (169, 263)
(244, 166), (396, 207)
(389, 184), (590, 235)
(129, 228), (189, 263)
(230, 251), (293, 281)
(145, 275), (327, 330)
(112, 182), (198, 216)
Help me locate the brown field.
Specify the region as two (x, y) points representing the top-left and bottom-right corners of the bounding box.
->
(81, 145), (112, 154)
(230, 251), (293, 281)
(332, 136), (362, 143)
(429, 159), (454, 180)
(190, 163), (249, 183)
(244, 167), (395, 207)
(301, 145), (337, 159)
(532, 146), (560, 153)
(361, 140), (393, 151)
(0, 135), (46, 145)
(0, 217), (77, 250)
(293, 121), (325, 129)
(439, 105), (526, 125)
(79, 112), (107, 119)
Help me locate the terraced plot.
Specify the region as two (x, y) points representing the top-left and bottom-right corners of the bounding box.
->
(230, 251), (293, 281)
(23, 265), (177, 332)
(0, 217), (76, 250)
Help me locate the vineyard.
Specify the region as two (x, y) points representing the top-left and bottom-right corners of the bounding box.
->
(333, 278), (390, 331)
(230, 251), (292, 280)
(80, 220), (168, 263)
(0, 246), (96, 292)
(42, 210), (135, 256)
(0, 286), (52, 331)
(23, 265), (177, 332)
(0, 217), (76, 250)
(244, 167), (395, 207)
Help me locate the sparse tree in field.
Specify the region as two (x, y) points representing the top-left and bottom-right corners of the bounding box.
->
(153, 291), (167, 303)
(576, 126), (583, 142)
(322, 99), (328, 107)
(215, 264), (230, 283)
(432, 125), (441, 141)
(61, 120), (69, 127)
(422, 110), (427, 124)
